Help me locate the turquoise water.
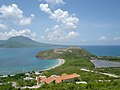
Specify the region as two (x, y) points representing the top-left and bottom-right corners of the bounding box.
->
(0, 45), (120, 75)
(0, 47), (59, 75)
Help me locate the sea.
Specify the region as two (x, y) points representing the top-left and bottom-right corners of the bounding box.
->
(0, 45), (120, 75)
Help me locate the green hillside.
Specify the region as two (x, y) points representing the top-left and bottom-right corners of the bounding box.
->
(36, 47), (95, 75)
(36, 47), (120, 90)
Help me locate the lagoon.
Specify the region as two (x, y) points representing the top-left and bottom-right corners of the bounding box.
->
(91, 60), (120, 68)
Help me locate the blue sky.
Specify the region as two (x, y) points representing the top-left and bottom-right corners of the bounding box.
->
(0, 0), (120, 45)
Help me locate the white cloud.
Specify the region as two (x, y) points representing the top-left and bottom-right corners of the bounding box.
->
(67, 31), (80, 39)
(42, 30), (80, 41)
(0, 4), (34, 26)
(0, 29), (37, 40)
(45, 28), (50, 32)
(47, 29), (64, 40)
(39, 3), (79, 42)
(45, 0), (65, 7)
(114, 37), (120, 40)
(42, 25), (80, 41)
(40, 4), (52, 14)
(99, 36), (107, 41)
(19, 14), (34, 26)
(50, 9), (79, 29)
(39, 4), (79, 30)
(0, 23), (7, 29)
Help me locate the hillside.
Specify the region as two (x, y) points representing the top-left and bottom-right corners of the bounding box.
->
(0, 40), (5, 44)
(35, 47), (120, 90)
(0, 36), (54, 48)
(36, 47), (95, 60)
(36, 47), (95, 76)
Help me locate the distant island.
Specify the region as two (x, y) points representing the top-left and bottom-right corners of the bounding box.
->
(0, 36), (56, 48)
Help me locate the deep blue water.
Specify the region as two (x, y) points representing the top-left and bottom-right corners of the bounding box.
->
(80, 45), (120, 56)
(81, 45), (120, 68)
(0, 45), (120, 75)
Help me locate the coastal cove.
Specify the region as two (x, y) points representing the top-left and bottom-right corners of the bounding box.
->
(0, 45), (120, 75)
(0, 47), (61, 75)
(1, 47), (120, 90)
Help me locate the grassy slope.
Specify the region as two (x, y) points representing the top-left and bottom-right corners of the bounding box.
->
(35, 47), (120, 90)
(36, 48), (95, 75)
(1, 47), (120, 90)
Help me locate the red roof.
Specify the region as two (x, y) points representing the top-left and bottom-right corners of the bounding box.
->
(42, 77), (55, 84)
(37, 73), (80, 84)
(56, 73), (80, 83)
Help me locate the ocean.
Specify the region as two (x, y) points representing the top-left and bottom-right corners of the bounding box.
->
(81, 45), (120, 68)
(80, 45), (120, 56)
(0, 45), (120, 75)
(0, 47), (59, 75)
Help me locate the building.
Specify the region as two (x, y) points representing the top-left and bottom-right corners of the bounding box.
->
(37, 73), (80, 84)
(55, 73), (80, 83)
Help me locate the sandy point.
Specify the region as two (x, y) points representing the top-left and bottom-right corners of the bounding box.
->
(45, 59), (65, 71)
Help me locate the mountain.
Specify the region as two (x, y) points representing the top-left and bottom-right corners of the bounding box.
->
(0, 40), (5, 44)
(0, 36), (54, 48)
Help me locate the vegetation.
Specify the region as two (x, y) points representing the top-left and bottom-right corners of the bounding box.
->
(96, 56), (120, 62)
(0, 36), (56, 48)
(35, 47), (120, 89)
(0, 47), (120, 90)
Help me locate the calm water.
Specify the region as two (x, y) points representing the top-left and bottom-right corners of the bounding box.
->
(0, 47), (60, 75)
(81, 45), (120, 68)
(80, 45), (120, 56)
(91, 60), (120, 68)
(0, 45), (120, 75)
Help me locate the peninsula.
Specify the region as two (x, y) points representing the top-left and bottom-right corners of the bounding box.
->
(0, 47), (120, 90)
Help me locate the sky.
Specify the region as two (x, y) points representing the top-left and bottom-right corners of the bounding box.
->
(0, 0), (120, 45)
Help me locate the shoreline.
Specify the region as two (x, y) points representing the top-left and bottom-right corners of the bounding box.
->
(0, 59), (65, 77)
(40, 59), (65, 71)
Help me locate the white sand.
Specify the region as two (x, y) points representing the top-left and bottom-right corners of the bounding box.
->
(44, 59), (65, 71)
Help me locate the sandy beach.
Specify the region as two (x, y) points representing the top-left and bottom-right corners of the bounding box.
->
(43, 59), (65, 71)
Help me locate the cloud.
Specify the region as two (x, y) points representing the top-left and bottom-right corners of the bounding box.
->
(40, 4), (52, 14)
(67, 31), (80, 39)
(41, 25), (80, 41)
(47, 29), (64, 40)
(44, 0), (65, 7)
(0, 23), (7, 29)
(0, 29), (37, 40)
(114, 37), (120, 40)
(42, 30), (80, 41)
(0, 4), (34, 26)
(19, 14), (35, 26)
(39, 3), (79, 41)
(39, 4), (79, 30)
(99, 36), (107, 41)
(50, 9), (79, 29)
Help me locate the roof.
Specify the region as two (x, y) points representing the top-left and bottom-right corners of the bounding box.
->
(37, 73), (80, 84)
(56, 73), (80, 83)
(37, 76), (46, 83)
(43, 77), (56, 84)
(24, 77), (34, 80)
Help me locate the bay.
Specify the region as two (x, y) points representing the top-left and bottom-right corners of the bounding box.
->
(0, 45), (120, 75)
(0, 47), (59, 75)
